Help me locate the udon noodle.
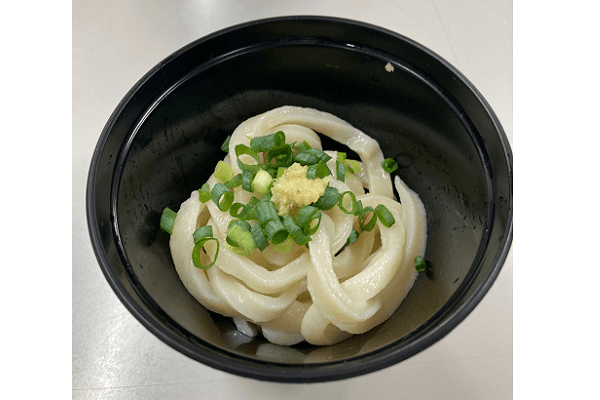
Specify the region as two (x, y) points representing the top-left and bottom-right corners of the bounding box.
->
(168, 106), (427, 346)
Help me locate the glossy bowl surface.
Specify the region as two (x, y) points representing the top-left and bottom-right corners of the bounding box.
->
(87, 16), (512, 383)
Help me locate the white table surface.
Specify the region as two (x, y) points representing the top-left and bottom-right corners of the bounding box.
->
(72, 1), (513, 398)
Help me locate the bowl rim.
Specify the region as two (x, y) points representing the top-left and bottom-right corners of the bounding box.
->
(86, 15), (513, 383)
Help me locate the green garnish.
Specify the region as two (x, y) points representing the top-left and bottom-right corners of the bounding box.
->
(345, 229), (360, 246)
(160, 207), (177, 234)
(221, 135), (231, 152)
(210, 183), (234, 212)
(338, 191), (357, 215)
(199, 183), (211, 203)
(381, 158), (398, 174)
(250, 131), (286, 152)
(313, 186), (340, 210)
(336, 160), (346, 182)
(414, 256), (427, 272)
(214, 160), (234, 182)
(374, 204), (395, 228)
(358, 206), (377, 231)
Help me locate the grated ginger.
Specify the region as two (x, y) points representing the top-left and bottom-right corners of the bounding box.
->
(271, 163), (329, 216)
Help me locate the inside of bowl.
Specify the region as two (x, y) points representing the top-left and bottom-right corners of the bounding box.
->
(111, 38), (497, 365)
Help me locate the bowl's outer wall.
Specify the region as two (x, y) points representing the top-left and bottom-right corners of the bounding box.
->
(88, 17), (512, 382)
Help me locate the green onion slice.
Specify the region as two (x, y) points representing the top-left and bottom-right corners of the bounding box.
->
(282, 214), (312, 245)
(225, 173), (242, 188)
(214, 160), (234, 182)
(354, 199), (364, 216)
(251, 222), (269, 251)
(381, 158), (399, 174)
(241, 169), (255, 192)
(276, 166), (286, 178)
(336, 160), (346, 182)
(336, 152), (347, 162)
(414, 255), (427, 272)
(313, 186), (340, 210)
(192, 237), (219, 269)
(199, 183), (211, 203)
(250, 131), (286, 152)
(295, 205), (322, 235)
(295, 148), (332, 166)
(251, 169), (273, 196)
(160, 207), (177, 234)
(211, 183), (234, 212)
(338, 191), (357, 214)
(192, 225), (213, 243)
(263, 219), (288, 245)
(221, 135), (231, 152)
(345, 159), (361, 174)
(359, 206), (378, 231)
(265, 143), (295, 169)
(272, 235), (293, 254)
(235, 144), (261, 173)
(256, 201), (280, 228)
(345, 229), (360, 246)
(297, 141), (312, 153)
(229, 203), (246, 218)
(374, 204), (395, 227)
(238, 196), (260, 221)
(306, 162), (332, 179)
(226, 223), (256, 255)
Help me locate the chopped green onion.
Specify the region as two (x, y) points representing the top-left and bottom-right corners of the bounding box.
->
(238, 196), (260, 221)
(192, 225), (213, 243)
(251, 222), (269, 251)
(276, 166), (286, 178)
(336, 160), (346, 182)
(211, 183), (234, 212)
(228, 219), (252, 234)
(414, 256), (427, 272)
(345, 229), (360, 246)
(252, 169), (273, 196)
(358, 206), (377, 231)
(338, 191), (357, 214)
(313, 186), (340, 210)
(306, 162), (332, 179)
(199, 183), (211, 203)
(221, 135), (231, 152)
(382, 158), (398, 174)
(345, 159), (361, 174)
(282, 214), (312, 245)
(192, 237), (219, 269)
(272, 235), (294, 254)
(225, 173), (242, 188)
(241, 169), (255, 192)
(297, 141), (312, 153)
(229, 203), (246, 218)
(374, 204), (395, 227)
(265, 143), (295, 169)
(295, 205), (321, 235)
(226, 223), (256, 256)
(295, 148), (332, 166)
(235, 144), (261, 173)
(336, 152), (347, 162)
(263, 219), (288, 245)
(160, 207), (177, 234)
(250, 131), (286, 152)
(354, 199), (364, 216)
(256, 201), (280, 228)
(214, 160), (234, 182)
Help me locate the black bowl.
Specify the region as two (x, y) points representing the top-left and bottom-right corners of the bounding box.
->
(86, 16), (512, 383)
